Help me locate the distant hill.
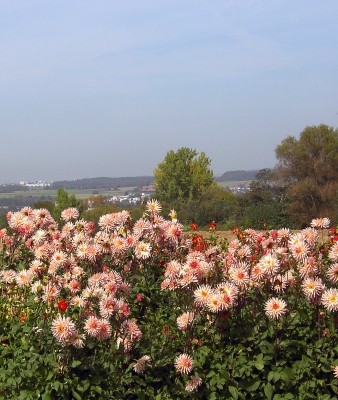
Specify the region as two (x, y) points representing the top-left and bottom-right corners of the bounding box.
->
(215, 170), (259, 182)
(24, 169), (265, 190)
(51, 176), (154, 190)
(48, 170), (261, 189)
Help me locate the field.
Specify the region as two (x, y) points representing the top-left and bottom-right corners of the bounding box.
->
(218, 181), (251, 187)
(0, 187), (136, 199)
(0, 181), (248, 200)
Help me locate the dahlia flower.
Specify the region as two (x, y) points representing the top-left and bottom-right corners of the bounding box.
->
(133, 355), (152, 374)
(51, 315), (76, 342)
(264, 297), (287, 319)
(321, 288), (338, 311)
(310, 218), (330, 229)
(175, 353), (194, 375)
(185, 376), (202, 392)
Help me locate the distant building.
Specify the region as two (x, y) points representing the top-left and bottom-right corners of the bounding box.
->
(20, 180), (52, 187)
(141, 184), (155, 192)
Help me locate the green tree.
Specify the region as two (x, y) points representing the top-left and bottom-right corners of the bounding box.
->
(52, 189), (84, 225)
(275, 124), (338, 225)
(82, 203), (122, 231)
(83, 194), (108, 211)
(0, 214), (8, 230)
(32, 200), (55, 214)
(159, 185), (237, 228)
(192, 185), (237, 226)
(154, 148), (214, 203)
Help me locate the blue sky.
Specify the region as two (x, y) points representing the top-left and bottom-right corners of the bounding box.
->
(1, 0), (337, 183)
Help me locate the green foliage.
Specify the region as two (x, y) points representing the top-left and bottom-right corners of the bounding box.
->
(275, 124), (338, 225)
(2, 203), (338, 398)
(52, 188), (84, 225)
(239, 202), (292, 230)
(154, 147), (214, 203)
(235, 168), (294, 229)
(160, 185), (237, 227)
(82, 203), (122, 231)
(51, 176), (153, 190)
(0, 214), (8, 229)
(33, 200), (55, 214)
(82, 194), (108, 211)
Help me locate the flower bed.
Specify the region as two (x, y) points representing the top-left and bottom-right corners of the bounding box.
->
(1, 204), (338, 399)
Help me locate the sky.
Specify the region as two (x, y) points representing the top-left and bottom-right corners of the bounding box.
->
(1, 0), (338, 184)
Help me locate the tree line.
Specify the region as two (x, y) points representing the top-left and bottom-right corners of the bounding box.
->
(153, 124), (338, 229)
(50, 176), (154, 190)
(1, 124), (336, 231)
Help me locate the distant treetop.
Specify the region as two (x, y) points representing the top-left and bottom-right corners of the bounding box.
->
(154, 147), (214, 203)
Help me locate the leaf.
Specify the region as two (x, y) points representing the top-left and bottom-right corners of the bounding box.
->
(228, 386), (239, 400)
(264, 382), (274, 400)
(93, 386), (102, 394)
(239, 377), (260, 391)
(71, 390), (82, 400)
(218, 368), (230, 380)
(254, 362), (264, 371)
(41, 393), (53, 400)
(71, 360), (82, 368)
(281, 367), (295, 382)
(273, 371), (281, 383)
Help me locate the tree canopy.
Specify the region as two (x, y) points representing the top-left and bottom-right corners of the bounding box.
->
(275, 124), (338, 224)
(52, 188), (84, 225)
(153, 148), (214, 203)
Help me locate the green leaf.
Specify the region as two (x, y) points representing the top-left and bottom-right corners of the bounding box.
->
(41, 393), (53, 400)
(71, 390), (82, 400)
(264, 382), (274, 400)
(93, 386), (102, 394)
(239, 377), (260, 391)
(281, 367), (295, 382)
(206, 371), (216, 378)
(71, 360), (82, 368)
(273, 371), (281, 383)
(254, 362), (264, 371)
(53, 382), (62, 391)
(228, 386), (239, 400)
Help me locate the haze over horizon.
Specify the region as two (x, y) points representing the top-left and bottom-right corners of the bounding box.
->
(1, 1), (337, 185)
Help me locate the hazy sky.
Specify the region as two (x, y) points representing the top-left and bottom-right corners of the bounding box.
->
(1, 1), (337, 183)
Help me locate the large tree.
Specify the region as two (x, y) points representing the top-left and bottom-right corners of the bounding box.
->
(154, 148), (214, 203)
(275, 124), (338, 225)
(52, 188), (84, 225)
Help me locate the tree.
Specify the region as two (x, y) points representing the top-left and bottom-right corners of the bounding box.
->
(33, 200), (55, 214)
(52, 189), (84, 225)
(154, 148), (214, 203)
(275, 124), (338, 225)
(192, 185), (237, 226)
(83, 194), (107, 211)
(82, 203), (122, 232)
(237, 169), (292, 229)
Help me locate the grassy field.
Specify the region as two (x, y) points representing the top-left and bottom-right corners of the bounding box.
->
(0, 187), (136, 200)
(217, 180), (251, 187)
(0, 182), (250, 200)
